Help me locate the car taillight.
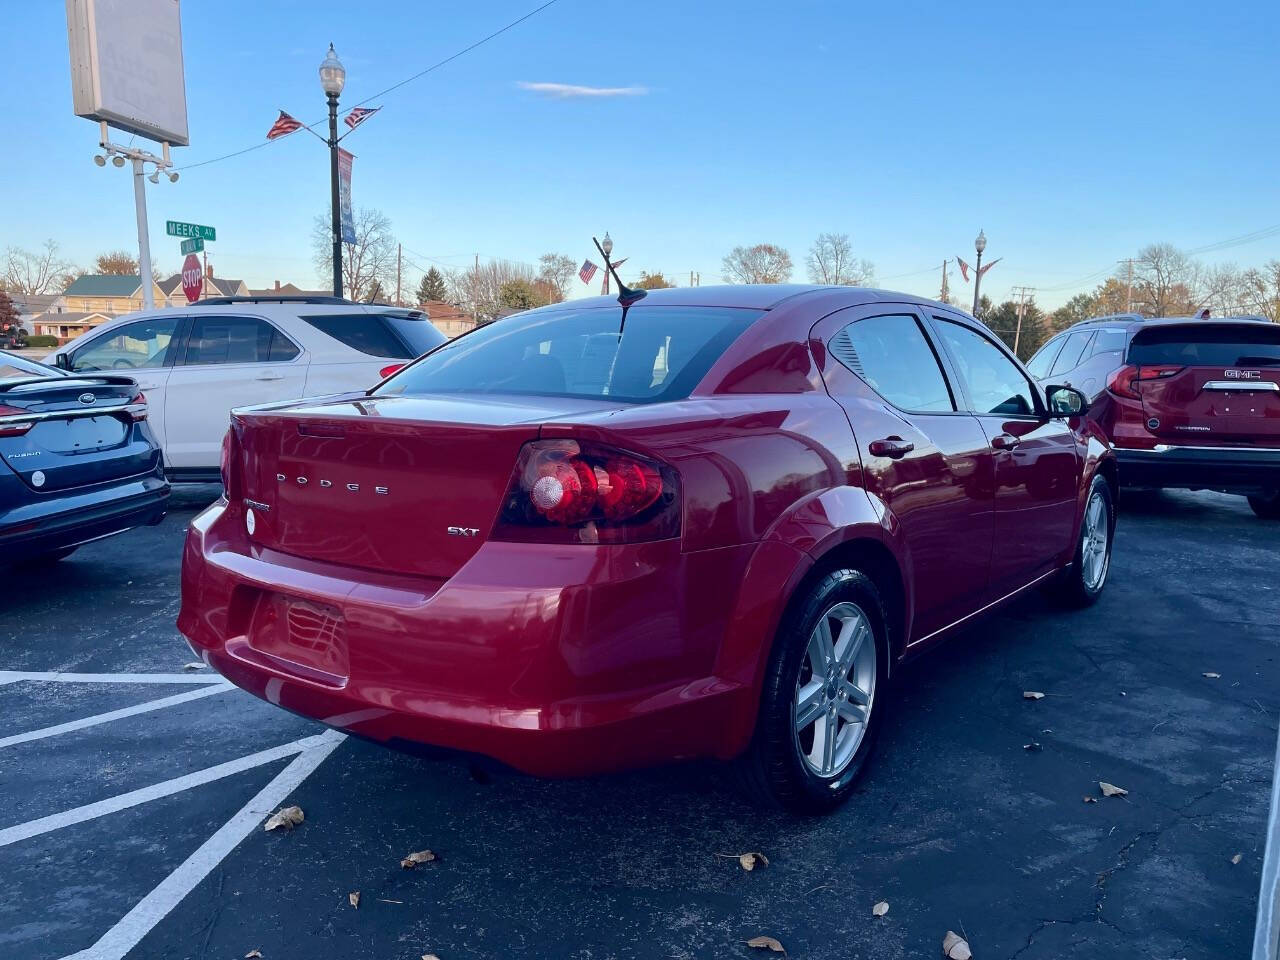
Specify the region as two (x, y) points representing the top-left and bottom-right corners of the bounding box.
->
(492, 439), (680, 545)
(127, 390), (148, 422)
(219, 428), (237, 495)
(0, 403), (33, 437)
(1107, 364), (1183, 399)
(379, 363), (405, 379)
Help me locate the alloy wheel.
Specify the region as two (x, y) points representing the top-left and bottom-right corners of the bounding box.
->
(793, 601), (876, 778)
(1081, 489), (1110, 590)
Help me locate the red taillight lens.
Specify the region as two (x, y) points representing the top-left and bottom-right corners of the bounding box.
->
(1138, 365), (1184, 380)
(492, 439), (680, 544)
(0, 403), (33, 437)
(379, 363), (405, 379)
(1107, 364), (1183, 400)
(127, 390), (148, 422)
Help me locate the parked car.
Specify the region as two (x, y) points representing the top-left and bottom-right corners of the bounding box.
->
(179, 286), (1115, 813)
(1027, 313), (1280, 518)
(1, 351), (168, 563)
(46, 297), (446, 481)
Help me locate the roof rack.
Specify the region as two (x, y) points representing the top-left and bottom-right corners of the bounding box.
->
(196, 295), (355, 306)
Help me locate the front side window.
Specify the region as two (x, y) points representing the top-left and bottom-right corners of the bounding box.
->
(378, 305), (760, 404)
(829, 313), (954, 412)
(72, 317), (180, 372)
(935, 318), (1037, 416)
(181, 316), (298, 365)
(1026, 335), (1065, 379)
(1049, 330), (1095, 376)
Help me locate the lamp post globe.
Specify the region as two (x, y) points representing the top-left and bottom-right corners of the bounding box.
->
(975, 229), (987, 255)
(601, 232), (613, 258)
(319, 44), (345, 95)
(972, 229), (987, 316)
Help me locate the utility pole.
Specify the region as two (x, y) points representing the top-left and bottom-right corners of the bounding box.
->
(396, 243), (402, 306)
(1011, 286), (1036, 357)
(1118, 258), (1137, 313)
(940, 259), (950, 303)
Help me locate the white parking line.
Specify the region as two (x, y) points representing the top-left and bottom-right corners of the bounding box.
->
(0, 683), (234, 749)
(61, 730), (346, 960)
(0, 671), (225, 685)
(0, 732), (334, 848)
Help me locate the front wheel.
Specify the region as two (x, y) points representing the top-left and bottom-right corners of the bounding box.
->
(736, 568), (890, 814)
(1248, 489), (1280, 520)
(1056, 473), (1114, 606)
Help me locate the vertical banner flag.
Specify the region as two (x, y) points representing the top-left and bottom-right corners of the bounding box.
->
(338, 148), (356, 244)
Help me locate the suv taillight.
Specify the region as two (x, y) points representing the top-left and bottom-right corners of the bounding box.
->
(492, 439), (680, 544)
(1107, 364), (1183, 399)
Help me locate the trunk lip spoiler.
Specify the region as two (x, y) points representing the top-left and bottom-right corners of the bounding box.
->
(0, 374), (138, 393)
(0, 401), (142, 425)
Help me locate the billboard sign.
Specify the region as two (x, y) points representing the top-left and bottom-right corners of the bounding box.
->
(66, 0), (190, 146)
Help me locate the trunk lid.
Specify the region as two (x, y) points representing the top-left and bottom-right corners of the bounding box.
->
(232, 393), (622, 578)
(1131, 322), (1280, 446)
(0, 374), (154, 491)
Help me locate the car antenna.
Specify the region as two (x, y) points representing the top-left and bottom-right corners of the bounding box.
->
(593, 236), (646, 335)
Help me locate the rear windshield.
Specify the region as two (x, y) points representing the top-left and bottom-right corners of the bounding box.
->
(1128, 323), (1280, 367)
(376, 305), (761, 404)
(300, 310), (447, 359)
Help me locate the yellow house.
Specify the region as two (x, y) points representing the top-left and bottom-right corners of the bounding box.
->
(59, 275), (166, 316)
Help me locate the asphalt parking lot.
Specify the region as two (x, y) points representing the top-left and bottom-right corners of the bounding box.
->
(1, 484), (1275, 960)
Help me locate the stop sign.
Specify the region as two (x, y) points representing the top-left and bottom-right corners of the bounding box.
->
(181, 254), (203, 302)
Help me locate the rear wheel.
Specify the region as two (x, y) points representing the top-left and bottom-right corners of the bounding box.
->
(1249, 489), (1280, 520)
(736, 568), (890, 814)
(1056, 473), (1114, 606)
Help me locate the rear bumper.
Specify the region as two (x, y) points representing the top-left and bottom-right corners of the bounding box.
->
(1116, 444), (1280, 493)
(0, 473), (169, 561)
(178, 500), (774, 777)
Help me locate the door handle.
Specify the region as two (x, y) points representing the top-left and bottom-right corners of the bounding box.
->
(868, 436), (915, 459)
(255, 373), (285, 381)
(991, 433), (1022, 450)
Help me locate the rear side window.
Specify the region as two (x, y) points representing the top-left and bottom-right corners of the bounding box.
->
(1091, 329), (1127, 356)
(1049, 330), (1095, 376)
(1127, 324), (1280, 367)
(830, 314), (955, 411)
(301, 311), (446, 359)
(377, 305), (760, 404)
(181, 316), (298, 365)
(1026, 336), (1065, 379)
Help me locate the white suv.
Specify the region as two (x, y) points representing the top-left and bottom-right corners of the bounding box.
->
(47, 297), (446, 480)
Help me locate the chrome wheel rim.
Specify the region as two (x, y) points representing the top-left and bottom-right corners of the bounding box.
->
(793, 601), (876, 779)
(1081, 490), (1110, 590)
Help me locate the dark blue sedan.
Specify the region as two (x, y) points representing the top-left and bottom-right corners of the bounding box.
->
(1, 352), (168, 564)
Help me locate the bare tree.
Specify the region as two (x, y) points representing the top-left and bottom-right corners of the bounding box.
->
(312, 207), (398, 301)
(449, 259), (537, 323)
(1131, 243), (1202, 317)
(537, 253), (576, 303)
(806, 233), (875, 285)
(722, 243), (793, 284)
(3, 240), (76, 296)
(1238, 261), (1280, 321)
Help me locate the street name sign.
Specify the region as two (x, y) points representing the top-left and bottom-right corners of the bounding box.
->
(166, 221), (216, 241)
(180, 237), (204, 255)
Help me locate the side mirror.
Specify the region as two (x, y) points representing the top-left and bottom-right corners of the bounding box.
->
(54, 353), (71, 370)
(1045, 384), (1088, 418)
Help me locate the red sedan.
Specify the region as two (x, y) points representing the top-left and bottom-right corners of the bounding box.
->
(179, 285), (1115, 812)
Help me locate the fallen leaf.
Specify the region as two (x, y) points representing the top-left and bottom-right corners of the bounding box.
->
(422, 954), (441, 960)
(263, 805), (304, 831)
(942, 931), (972, 959)
(401, 849), (438, 868)
(1023, 691), (1045, 700)
(1099, 781), (1128, 798)
(872, 900), (889, 917)
(745, 935), (786, 954)
(1083, 796), (1098, 803)
(1023, 742), (1042, 752)
(348, 891), (360, 909)
(244, 952), (262, 959)
(1203, 672), (1221, 679)
(739, 852), (769, 871)
(182, 662), (206, 670)
(1231, 853), (1243, 865)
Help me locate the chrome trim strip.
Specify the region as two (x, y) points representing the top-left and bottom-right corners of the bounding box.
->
(0, 402), (138, 425)
(908, 567), (1059, 649)
(1141, 444), (1280, 455)
(1205, 380), (1280, 392)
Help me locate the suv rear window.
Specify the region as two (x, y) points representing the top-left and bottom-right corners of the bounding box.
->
(300, 311), (446, 359)
(376, 305), (761, 404)
(1127, 323), (1280, 367)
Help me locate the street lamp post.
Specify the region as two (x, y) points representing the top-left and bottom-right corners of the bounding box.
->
(972, 229), (987, 317)
(319, 44), (346, 299)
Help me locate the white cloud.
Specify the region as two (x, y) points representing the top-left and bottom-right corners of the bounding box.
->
(516, 81), (648, 99)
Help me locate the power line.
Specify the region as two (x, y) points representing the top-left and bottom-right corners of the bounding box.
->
(175, 0), (562, 172)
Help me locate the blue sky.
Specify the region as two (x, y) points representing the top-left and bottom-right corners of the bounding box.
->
(3, 0), (1278, 308)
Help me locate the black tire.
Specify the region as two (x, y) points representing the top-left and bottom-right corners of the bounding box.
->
(735, 568), (891, 814)
(1248, 489), (1280, 520)
(1056, 473), (1115, 607)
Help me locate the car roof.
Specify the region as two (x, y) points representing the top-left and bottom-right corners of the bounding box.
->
(528, 284), (950, 312)
(1072, 313), (1271, 333)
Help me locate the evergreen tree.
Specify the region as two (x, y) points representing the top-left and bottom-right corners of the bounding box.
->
(416, 267), (448, 304)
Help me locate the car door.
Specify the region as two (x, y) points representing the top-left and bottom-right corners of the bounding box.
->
(1074, 328), (1127, 401)
(163, 314), (307, 473)
(928, 314), (1081, 596)
(1045, 329), (1096, 389)
(813, 305), (995, 642)
(66, 315), (182, 450)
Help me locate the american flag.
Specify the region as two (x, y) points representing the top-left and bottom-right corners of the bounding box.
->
(266, 111), (304, 140)
(601, 257), (627, 295)
(578, 260), (599, 284)
(955, 256), (971, 282)
(344, 106), (380, 130)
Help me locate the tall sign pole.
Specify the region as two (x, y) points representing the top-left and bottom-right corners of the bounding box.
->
(131, 156), (156, 309)
(327, 91), (342, 298)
